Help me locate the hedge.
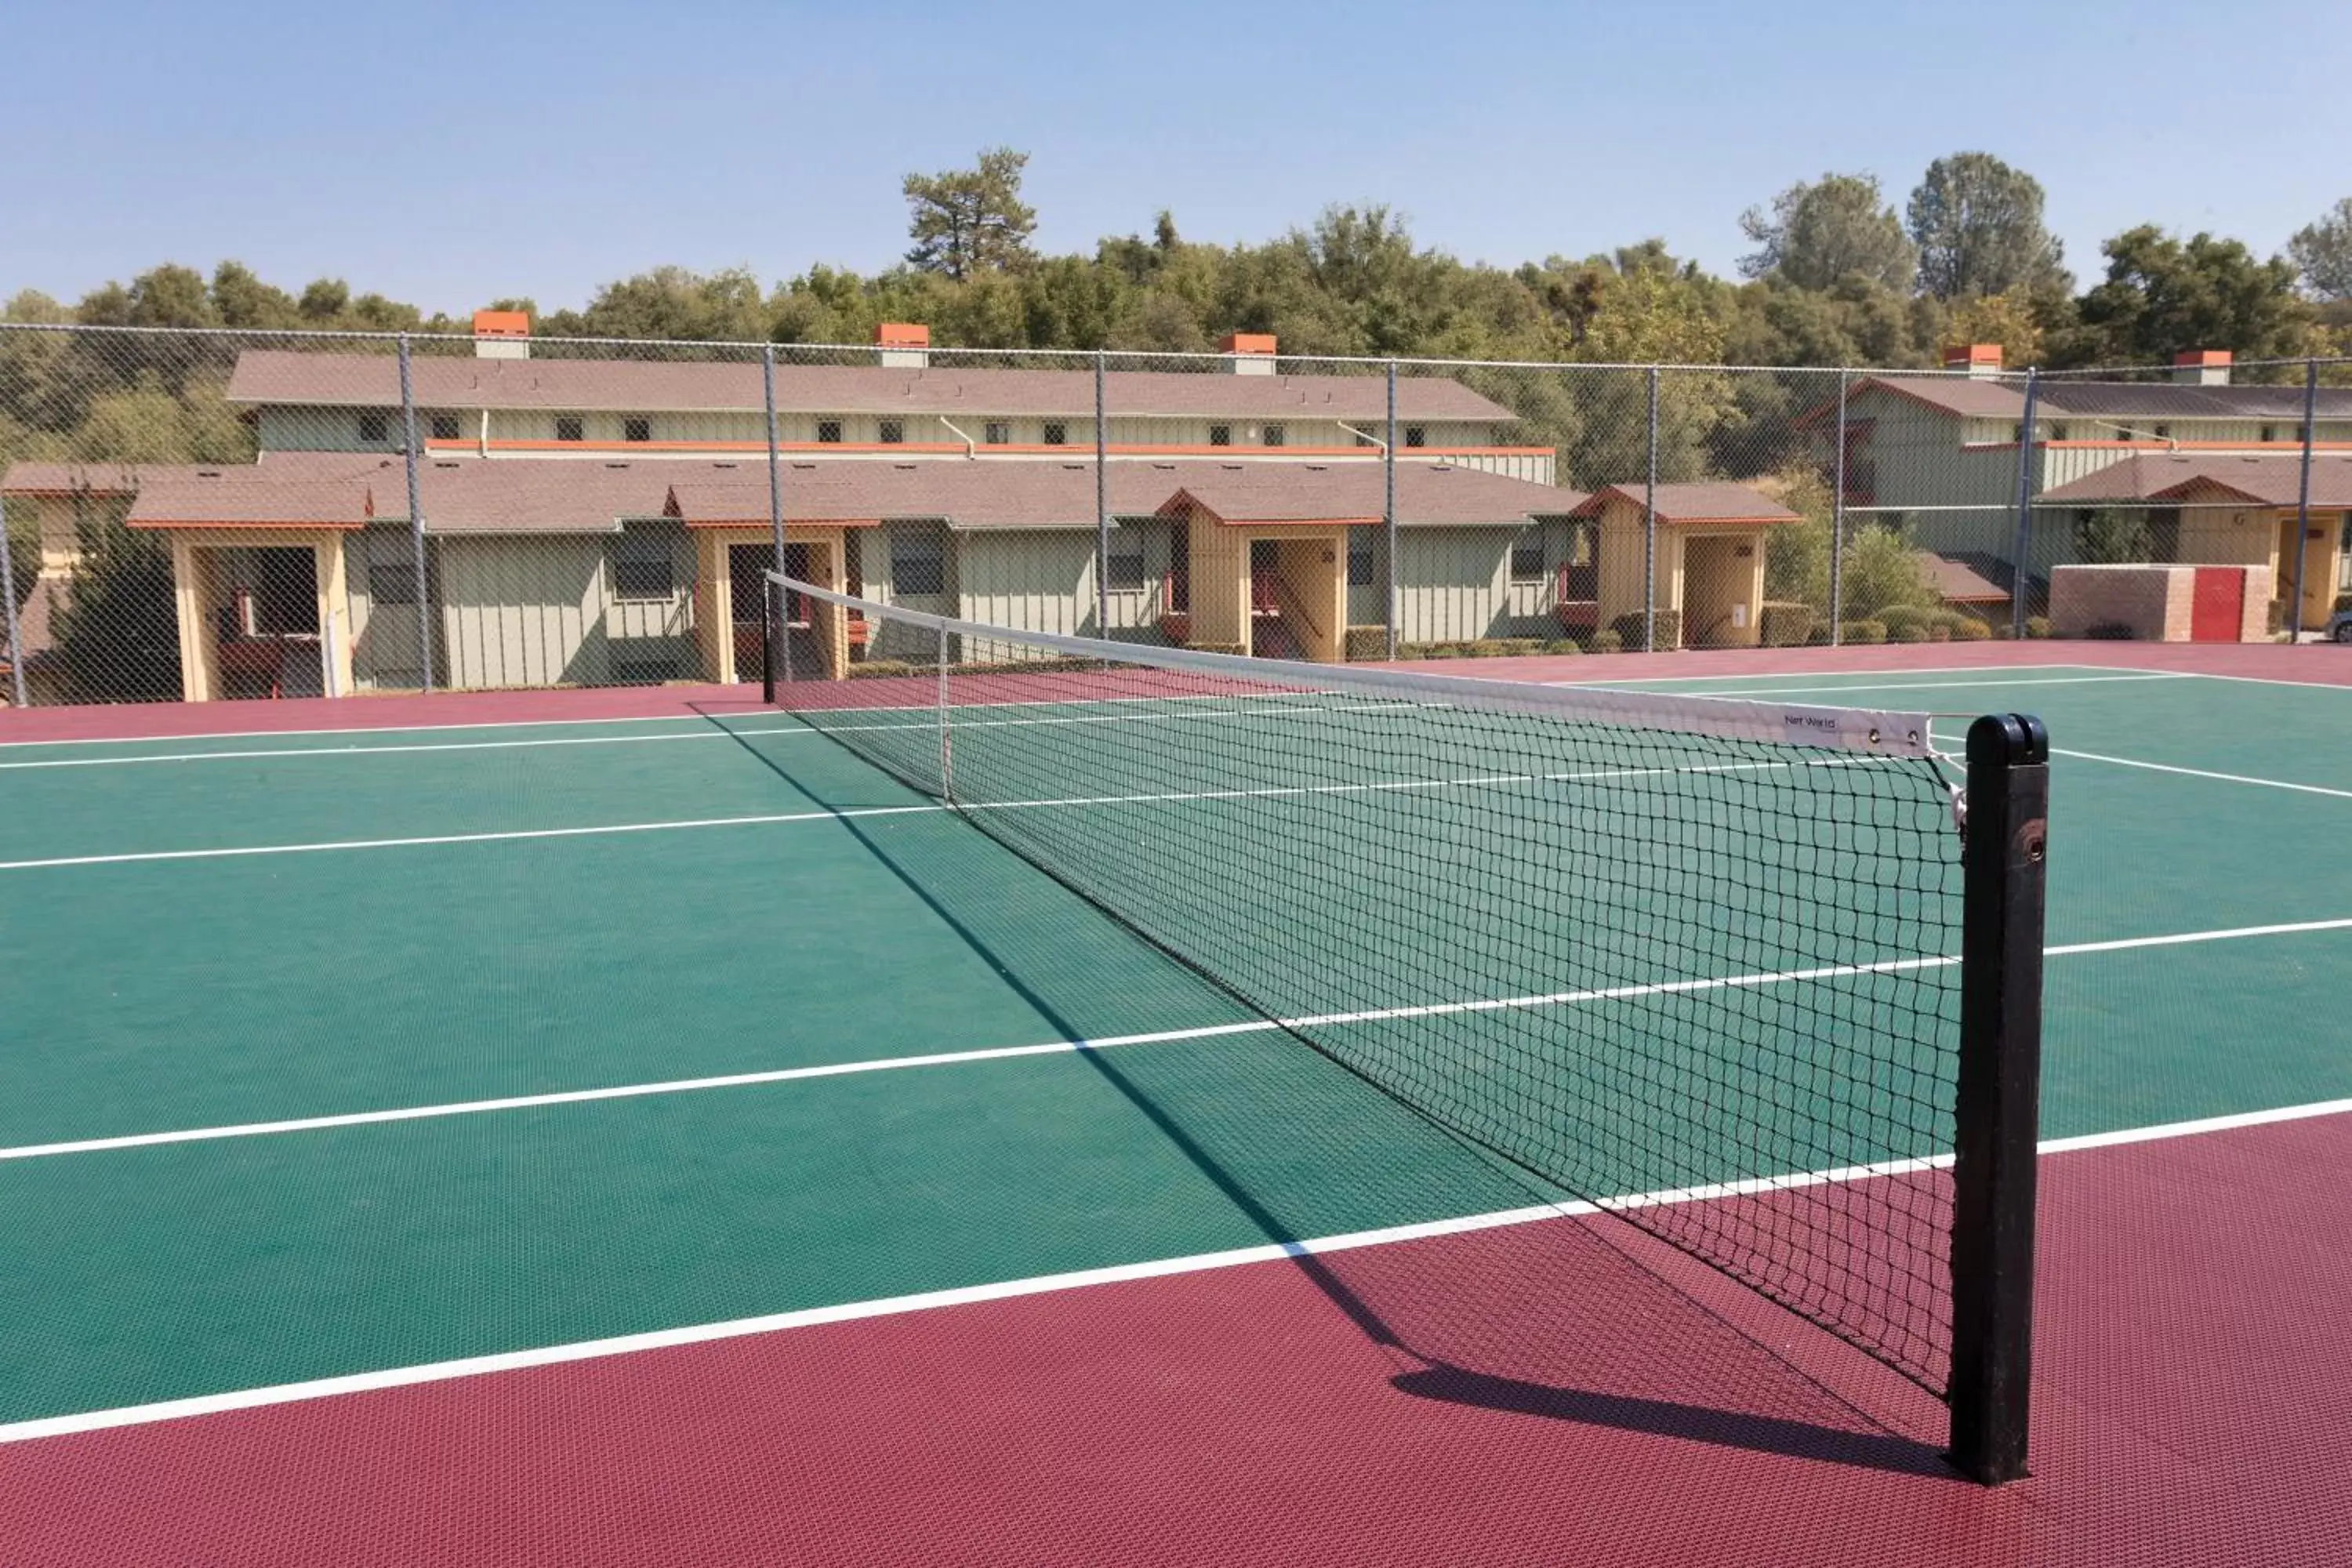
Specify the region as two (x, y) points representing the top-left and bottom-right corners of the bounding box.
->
(1759, 601), (1815, 648)
(1839, 619), (1888, 644)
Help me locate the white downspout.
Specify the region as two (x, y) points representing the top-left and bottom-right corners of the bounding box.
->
(937, 416), (978, 459)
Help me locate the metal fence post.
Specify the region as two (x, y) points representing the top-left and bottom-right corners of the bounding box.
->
(395, 334), (433, 694)
(0, 488), (27, 708)
(1385, 360), (1399, 659)
(764, 344), (789, 688)
(1095, 349), (1110, 638)
(1643, 365), (1660, 653)
(1947, 711), (2049, 1485)
(2005, 369), (2040, 639)
(2292, 358), (2319, 641)
(1829, 371), (1849, 647)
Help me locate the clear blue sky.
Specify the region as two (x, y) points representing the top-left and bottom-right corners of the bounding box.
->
(7, 0), (2349, 315)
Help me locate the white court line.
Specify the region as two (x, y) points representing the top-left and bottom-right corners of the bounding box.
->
(0, 707), (747, 753)
(6, 1088), (2348, 1446)
(1543, 662), (2117, 686)
(0, 696), (1393, 771)
(0, 750), (1901, 874)
(12, 913), (2350, 1163)
(1650, 673), (2190, 700)
(2036, 748), (2352, 802)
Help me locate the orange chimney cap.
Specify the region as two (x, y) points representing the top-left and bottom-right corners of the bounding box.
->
(1942, 343), (2002, 365)
(873, 322), (931, 348)
(472, 309), (529, 338)
(1221, 332), (1277, 356)
(2172, 349), (2233, 366)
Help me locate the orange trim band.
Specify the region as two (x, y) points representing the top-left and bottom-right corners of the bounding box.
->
(423, 438), (1555, 460)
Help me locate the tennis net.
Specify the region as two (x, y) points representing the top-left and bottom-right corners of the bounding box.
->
(765, 571), (2043, 1478)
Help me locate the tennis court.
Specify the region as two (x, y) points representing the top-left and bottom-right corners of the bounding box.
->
(4, 637), (2350, 1564)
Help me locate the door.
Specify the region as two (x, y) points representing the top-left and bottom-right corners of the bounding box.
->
(2189, 567), (2244, 643)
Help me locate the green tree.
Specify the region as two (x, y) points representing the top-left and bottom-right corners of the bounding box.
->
(1838, 524), (1937, 619)
(49, 491), (182, 703)
(2055, 227), (2308, 368)
(2073, 507), (2151, 563)
(1907, 153), (2068, 299)
(903, 147), (1038, 281)
(209, 262), (299, 329)
(2288, 198), (2352, 301)
(1739, 174), (1917, 292)
(542, 267), (769, 343)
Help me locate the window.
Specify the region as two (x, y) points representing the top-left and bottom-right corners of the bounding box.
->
(1404, 426), (1427, 448)
(985, 421), (1010, 445)
(1354, 430), (1377, 448)
(610, 531), (677, 601)
(1262, 423), (1286, 448)
(2152, 424), (2171, 441)
(1208, 423), (1232, 447)
(1105, 538), (1146, 591)
(2048, 423), (2068, 442)
(1042, 421), (1068, 446)
(891, 530), (946, 596)
(554, 416), (585, 443)
(817, 419), (843, 445)
(427, 413), (461, 442)
(878, 419), (906, 445)
(368, 561), (419, 605)
(358, 412), (390, 444)
(2260, 424), (2279, 443)
(1347, 530), (1374, 587)
(623, 416), (652, 443)
(1510, 528), (1548, 585)
(2012, 423), (2027, 444)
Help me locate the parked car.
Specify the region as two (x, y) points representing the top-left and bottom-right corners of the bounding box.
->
(2331, 606), (2352, 644)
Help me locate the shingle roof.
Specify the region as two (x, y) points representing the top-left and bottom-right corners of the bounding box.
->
(224, 350), (1515, 424)
(1573, 481), (1800, 524)
(127, 473), (376, 529)
(1918, 553), (2008, 603)
(372, 459), (681, 534)
(1842, 374), (2352, 423)
(2037, 452), (2352, 508)
(668, 458), (1584, 532)
(1163, 461), (1586, 527)
(4, 461), (217, 498)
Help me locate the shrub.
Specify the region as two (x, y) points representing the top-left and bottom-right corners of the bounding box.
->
(1587, 628), (1624, 654)
(2024, 616), (2052, 640)
(1344, 626), (1388, 661)
(52, 511), (183, 703)
(1424, 644), (1465, 659)
(1542, 639), (1582, 655)
(1758, 601), (1815, 648)
(1877, 604), (1932, 638)
(847, 659), (918, 678)
(1805, 624), (1833, 646)
(1840, 619), (1888, 644)
(1889, 622), (1932, 644)
(2084, 622), (2137, 641)
(1610, 609), (1678, 651)
(1944, 615), (1993, 641)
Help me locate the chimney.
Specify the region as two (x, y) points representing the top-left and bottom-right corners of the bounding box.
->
(2172, 349), (2232, 387)
(1220, 332), (1277, 376)
(875, 321), (930, 369)
(472, 309), (530, 360)
(1942, 343), (2002, 379)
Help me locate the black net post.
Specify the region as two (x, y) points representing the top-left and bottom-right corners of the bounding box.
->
(760, 578), (777, 705)
(1947, 711), (2049, 1485)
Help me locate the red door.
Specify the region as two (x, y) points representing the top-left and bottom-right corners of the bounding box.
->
(2189, 567), (2245, 643)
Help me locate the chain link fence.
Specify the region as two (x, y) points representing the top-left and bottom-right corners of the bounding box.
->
(6, 322), (2348, 708)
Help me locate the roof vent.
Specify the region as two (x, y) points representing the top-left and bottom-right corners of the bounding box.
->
(713, 462), (738, 470)
(1152, 463), (1175, 470)
(434, 461), (459, 470)
(196, 470), (221, 478)
(1221, 463), (1243, 471)
(604, 462), (630, 470)
(1305, 463), (1327, 472)
(791, 463), (815, 470)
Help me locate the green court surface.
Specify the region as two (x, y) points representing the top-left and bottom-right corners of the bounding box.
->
(4, 662), (2350, 1432)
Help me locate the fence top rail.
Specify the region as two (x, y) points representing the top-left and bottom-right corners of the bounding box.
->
(0, 318), (2230, 383)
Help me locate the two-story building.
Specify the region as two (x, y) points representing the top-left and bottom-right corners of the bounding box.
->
(1821, 344), (2352, 625)
(3, 316), (1799, 702)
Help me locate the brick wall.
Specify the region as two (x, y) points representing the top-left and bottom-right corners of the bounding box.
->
(2050, 564), (2193, 640)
